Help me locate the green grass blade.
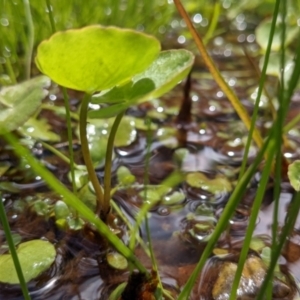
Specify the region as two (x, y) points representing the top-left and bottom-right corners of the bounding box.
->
(230, 138), (276, 300)
(0, 192), (31, 300)
(178, 132), (272, 299)
(238, 0), (281, 179)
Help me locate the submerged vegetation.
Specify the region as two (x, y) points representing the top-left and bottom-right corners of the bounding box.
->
(1, 0), (300, 299)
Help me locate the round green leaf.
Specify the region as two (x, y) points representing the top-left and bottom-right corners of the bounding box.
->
(107, 252), (128, 270)
(36, 25), (161, 93)
(186, 172), (232, 194)
(0, 240), (56, 284)
(0, 76), (50, 134)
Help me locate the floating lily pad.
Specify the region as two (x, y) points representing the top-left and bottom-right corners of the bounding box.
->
(186, 172), (232, 194)
(36, 25), (160, 93)
(256, 18), (299, 52)
(134, 118), (158, 131)
(0, 240), (56, 284)
(288, 160), (300, 191)
(157, 127), (178, 148)
(0, 76), (50, 134)
(19, 117), (60, 142)
(116, 166), (136, 186)
(162, 191), (185, 205)
(89, 49), (194, 118)
(107, 252), (128, 270)
(54, 200), (70, 220)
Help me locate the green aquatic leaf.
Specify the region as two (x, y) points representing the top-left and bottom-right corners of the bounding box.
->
(77, 117), (137, 165)
(256, 18), (299, 52)
(0, 240), (56, 284)
(36, 25), (160, 93)
(88, 49), (194, 118)
(107, 252), (128, 270)
(0, 76), (50, 134)
(186, 172), (232, 194)
(162, 191), (185, 205)
(116, 166), (136, 186)
(19, 117), (60, 142)
(54, 200), (70, 220)
(288, 160), (300, 191)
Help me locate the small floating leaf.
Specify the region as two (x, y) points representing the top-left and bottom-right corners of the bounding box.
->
(0, 76), (50, 134)
(107, 252), (128, 270)
(0, 240), (56, 284)
(288, 160), (300, 191)
(162, 191), (185, 205)
(36, 25), (160, 93)
(54, 200), (70, 220)
(19, 117), (60, 142)
(256, 18), (299, 52)
(117, 166), (136, 185)
(186, 172), (232, 193)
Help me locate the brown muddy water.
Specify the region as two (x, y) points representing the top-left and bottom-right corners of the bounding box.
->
(1, 26), (300, 299)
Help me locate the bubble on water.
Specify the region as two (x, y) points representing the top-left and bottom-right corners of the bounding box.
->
(193, 13), (202, 24)
(177, 35), (186, 44)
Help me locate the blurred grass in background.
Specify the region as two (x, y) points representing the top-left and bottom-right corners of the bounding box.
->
(1, 0), (299, 84)
(0, 0), (174, 83)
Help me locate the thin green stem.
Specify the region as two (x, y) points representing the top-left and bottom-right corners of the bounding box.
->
(143, 117), (164, 299)
(45, 0), (56, 33)
(230, 138), (276, 300)
(3, 132), (148, 274)
(178, 133), (271, 299)
(103, 111), (125, 218)
(22, 0), (34, 79)
(80, 93), (104, 216)
(62, 88), (77, 196)
(4, 57), (17, 84)
(173, 0), (264, 150)
(257, 192), (300, 299)
(203, 1), (221, 45)
(238, 0), (281, 179)
(0, 193), (31, 300)
(40, 141), (79, 169)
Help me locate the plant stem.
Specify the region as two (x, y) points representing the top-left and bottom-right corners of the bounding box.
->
(22, 0), (34, 79)
(230, 138), (276, 300)
(0, 193), (31, 300)
(40, 141), (79, 169)
(173, 0), (263, 149)
(203, 1), (221, 45)
(62, 88), (77, 196)
(103, 111), (125, 219)
(4, 57), (17, 84)
(80, 93), (104, 216)
(238, 0), (281, 179)
(256, 192), (300, 299)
